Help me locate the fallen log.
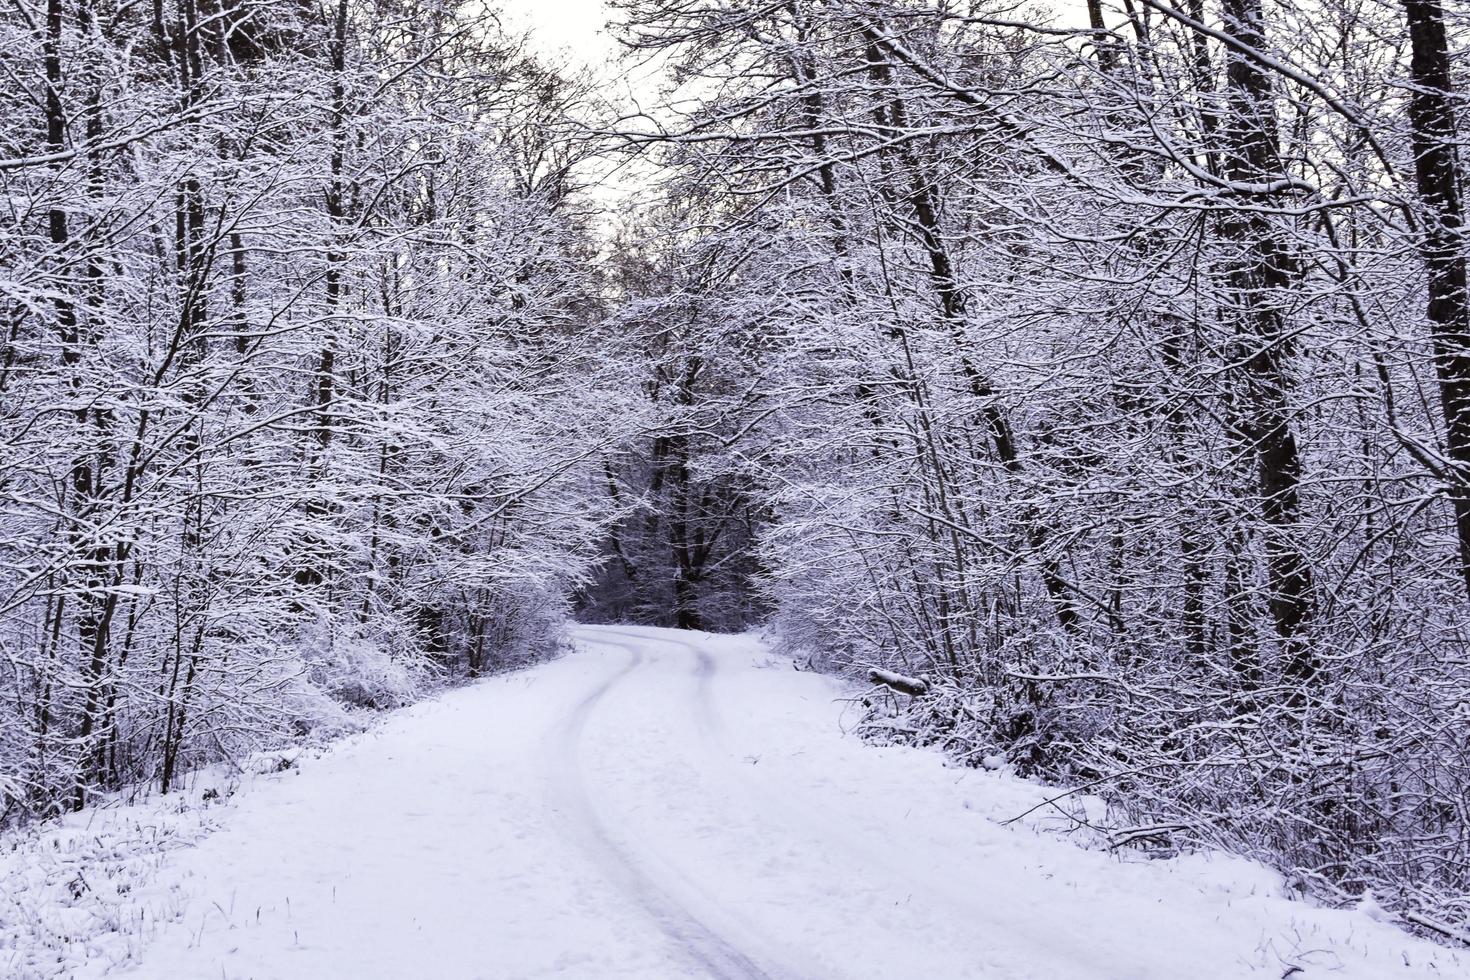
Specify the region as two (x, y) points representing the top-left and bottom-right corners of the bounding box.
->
(867, 668), (929, 697)
(1405, 911), (1470, 946)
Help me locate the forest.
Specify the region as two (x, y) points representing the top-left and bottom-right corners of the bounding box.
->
(2, 0), (1469, 943)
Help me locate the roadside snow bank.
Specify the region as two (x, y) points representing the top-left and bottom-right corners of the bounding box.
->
(0, 746), (337, 980)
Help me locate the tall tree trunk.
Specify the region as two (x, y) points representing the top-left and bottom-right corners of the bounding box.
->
(1402, 0), (1470, 598)
(297, 0), (351, 593)
(46, 0), (121, 808)
(315, 0), (350, 449)
(1217, 0), (1315, 685)
(863, 31), (1082, 639)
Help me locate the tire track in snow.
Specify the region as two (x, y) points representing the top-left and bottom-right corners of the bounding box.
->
(547, 635), (778, 980)
(615, 627), (1110, 979)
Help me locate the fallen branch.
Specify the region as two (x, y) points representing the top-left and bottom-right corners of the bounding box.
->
(1107, 823), (1191, 850)
(1405, 911), (1470, 946)
(867, 668), (929, 697)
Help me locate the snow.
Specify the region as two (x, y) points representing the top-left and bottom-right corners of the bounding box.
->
(4, 625), (1465, 979)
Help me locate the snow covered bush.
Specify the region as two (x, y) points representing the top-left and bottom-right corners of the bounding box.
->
(300, 624), (424, 713)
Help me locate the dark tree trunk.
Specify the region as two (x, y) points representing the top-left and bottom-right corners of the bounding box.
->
(863, 31), (1082, 639)
(1217, 0), (1315, 684)
(297, 0), (351, 592)
(315, 0), (351, 450)
(1402, 0), (1470, 598)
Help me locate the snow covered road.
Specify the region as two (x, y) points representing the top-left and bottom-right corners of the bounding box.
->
(71, 626), (1463, 979)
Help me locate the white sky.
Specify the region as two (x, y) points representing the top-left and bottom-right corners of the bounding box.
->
(498, 0), (620, 70)
(496, 0), (670, 215)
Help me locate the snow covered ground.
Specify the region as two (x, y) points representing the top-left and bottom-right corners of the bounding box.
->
(4, 625), (1465, 979)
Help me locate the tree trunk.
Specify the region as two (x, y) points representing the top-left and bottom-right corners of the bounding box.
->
(1217, 0), (1315, 684)
(863, 31), (1082, 639)
(1402, 0), (1470, 598)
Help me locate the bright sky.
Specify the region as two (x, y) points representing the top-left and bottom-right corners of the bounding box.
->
(496, 0), (670, 215)
(498, 0), (619, 70)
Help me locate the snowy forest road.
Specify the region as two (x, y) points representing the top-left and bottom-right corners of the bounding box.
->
(88, 626), (1458, 980)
